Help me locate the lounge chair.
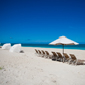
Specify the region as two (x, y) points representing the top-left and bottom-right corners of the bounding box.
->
(38, 50), (42, 57)
(35, 49), (40, 56)
(45, 51), (52, 59)
(69, 54), (78, 65)
(35, 49), (38, 54)
(63, 53), (71, 63)
(41, 50), (45, 57)
(51, 52), (58, 60)
(57, 52), (64, 62)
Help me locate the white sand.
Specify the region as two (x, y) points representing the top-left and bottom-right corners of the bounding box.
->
(0, 47), (85, 85)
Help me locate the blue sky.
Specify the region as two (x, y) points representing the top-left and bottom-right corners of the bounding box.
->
(0, 0), (85, 44)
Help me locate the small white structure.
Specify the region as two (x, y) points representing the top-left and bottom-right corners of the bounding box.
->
(2, 43), (11, 50)
(9, 44), (21, 53)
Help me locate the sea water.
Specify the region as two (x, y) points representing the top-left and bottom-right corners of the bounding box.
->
(1, 43), (85, 50)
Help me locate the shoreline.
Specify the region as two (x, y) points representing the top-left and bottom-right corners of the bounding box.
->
(1, 43), (85, 50)
(22, 46), (85, 51)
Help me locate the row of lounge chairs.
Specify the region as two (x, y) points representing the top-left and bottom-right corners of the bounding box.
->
(35, 49), (82, 65)
(35, 49), (52, 59)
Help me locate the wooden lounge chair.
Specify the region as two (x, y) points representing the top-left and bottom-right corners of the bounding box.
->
(38, 50), (42, 57)
(41, 50), (45, 57)
(57, 52), (64, 62)
(35, 49), (39, 56)
(63, 53), (71, 63)
(51, 52), (58, 60)
(69, 54), (78, 65)
(35, 49), (38, 54)
(69, 54), (85, 65)
(45, 51), (52, 59)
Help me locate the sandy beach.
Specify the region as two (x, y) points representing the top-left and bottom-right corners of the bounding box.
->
(0, 47), (85, 85)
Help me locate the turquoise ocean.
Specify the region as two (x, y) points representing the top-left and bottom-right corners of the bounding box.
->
(1, 43), (85, 50)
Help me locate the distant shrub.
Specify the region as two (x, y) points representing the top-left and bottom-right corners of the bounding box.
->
(0, 67), (3, 70)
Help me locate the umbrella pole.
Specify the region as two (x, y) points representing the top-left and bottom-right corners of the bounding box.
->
(62, 44), (64, 63)
(63, 44), (64, 54)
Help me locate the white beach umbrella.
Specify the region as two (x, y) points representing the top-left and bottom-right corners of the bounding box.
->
(49, 36), (79, 54)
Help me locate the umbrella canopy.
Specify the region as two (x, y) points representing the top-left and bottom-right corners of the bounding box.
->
(49, 36), (79, 53)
